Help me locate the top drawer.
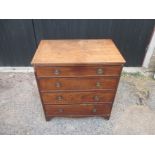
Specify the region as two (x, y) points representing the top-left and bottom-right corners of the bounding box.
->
(35, 65), (122, 77)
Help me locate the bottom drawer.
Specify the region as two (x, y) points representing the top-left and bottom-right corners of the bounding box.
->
(44, 103), (112, 116)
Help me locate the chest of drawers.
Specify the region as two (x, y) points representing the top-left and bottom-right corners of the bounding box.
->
(31, 39), (126, 121)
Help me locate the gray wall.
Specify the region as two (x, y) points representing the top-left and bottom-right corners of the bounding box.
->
(0, 19), (154, 66)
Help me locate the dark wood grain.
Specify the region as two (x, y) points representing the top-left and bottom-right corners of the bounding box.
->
(32, 39), (125, 121)
(41, 90), (115, 104)
(38, 77), (119, 92)
(35, 65), (122, 77)
(34, 71), (49, 121)
(44, 103), (112, 116)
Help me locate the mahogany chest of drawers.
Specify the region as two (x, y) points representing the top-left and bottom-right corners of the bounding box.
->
(31, 39), (126, 121)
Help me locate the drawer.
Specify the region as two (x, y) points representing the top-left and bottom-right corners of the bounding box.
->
(44, 103), (112, 116)
(38, 77), (119, 91)
(42, 90), (115, 104)
(35, 65), (122, 77)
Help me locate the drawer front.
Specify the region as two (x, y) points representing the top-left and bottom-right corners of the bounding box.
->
(45, 104), (112, 116)
(38, 77), (119, 91)
(42, 90), (115, 104)
(35, 65), (122, 77)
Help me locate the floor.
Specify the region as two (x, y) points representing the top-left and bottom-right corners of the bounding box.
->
(0, 72), (155, 135)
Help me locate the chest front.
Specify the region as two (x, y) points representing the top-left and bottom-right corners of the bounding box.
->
(31, 39), (126, 121)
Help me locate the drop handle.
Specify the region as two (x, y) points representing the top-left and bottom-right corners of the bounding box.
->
(96, 68), (104, 75)
(96, 82), (101, 88)
(92, 108), (97, 113)
(53, 69), (61, 75)
(58, 108), (63, 113)
(56, 96), (63, 101)
(93, 95), (100, 101)
(55, 82), (61, 88)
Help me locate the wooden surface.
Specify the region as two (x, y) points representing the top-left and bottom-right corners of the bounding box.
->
(35, 65), (122, 77)
(41, 90), (115, 104)
(44, 103), (112, 116)
(38, 77), (119, 92)
(31, 39), (126, 65)
(32, 39), (125, 121)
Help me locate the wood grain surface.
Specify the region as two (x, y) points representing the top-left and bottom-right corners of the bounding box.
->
(44, 103), (112, 116)
(31, 39), (126, 65)
(38, 77), (119, 91)
(35, 65), (122, 77)
(32, 39), (125, 120)
(41, 90), (115, 104)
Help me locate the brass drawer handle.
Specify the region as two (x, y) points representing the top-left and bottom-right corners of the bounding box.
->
(58, 108), (63, 113)
(54, 69), (61, 75)
(93, 95), (100, 101)
(55, 82), (61, 88)
(56, 96), (63, 101)
(92, 108), (97, 113)
(83, 103), (88, 106)
(96, 68), (103, 75)
(96, 82), (101, 88)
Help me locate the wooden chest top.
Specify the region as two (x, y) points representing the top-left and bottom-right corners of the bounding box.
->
(31, 39), (126, 65)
